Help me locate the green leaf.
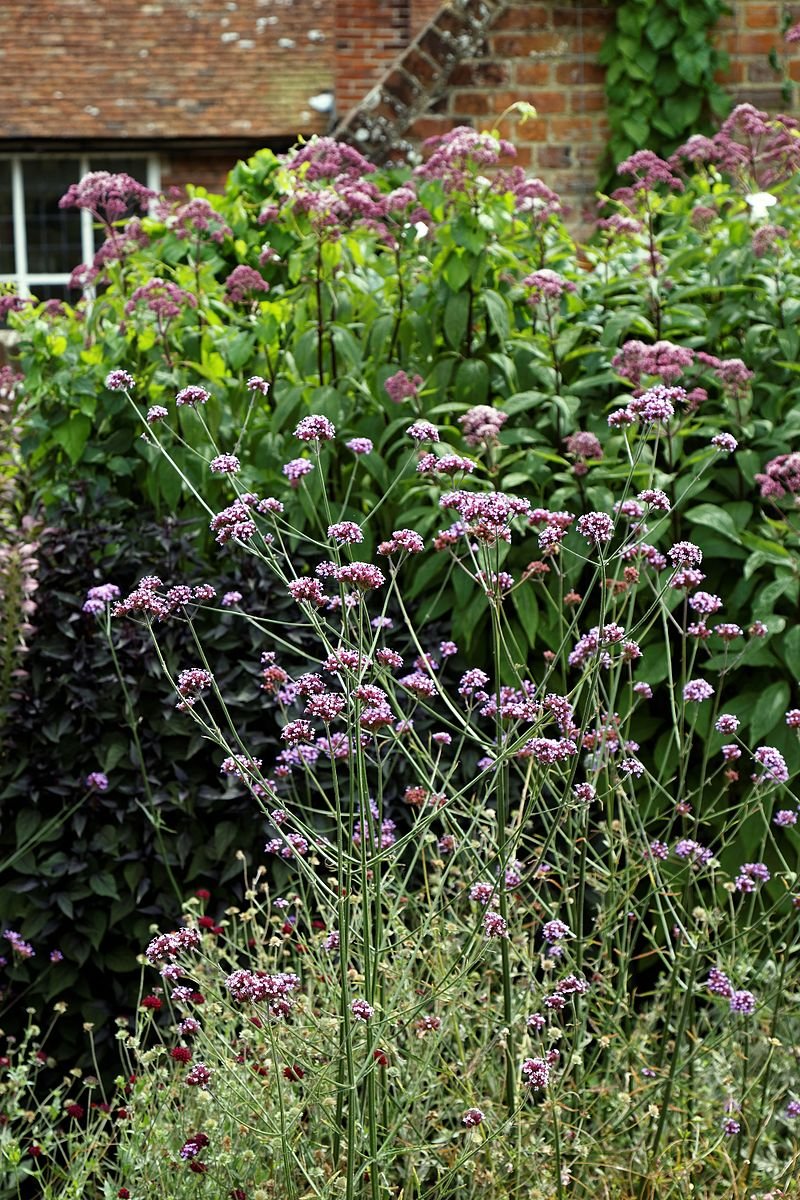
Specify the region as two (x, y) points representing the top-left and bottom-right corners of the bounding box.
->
(782, 625), (800, 680)
(621, 114), (650, 145)
(512, 584), (539, 651)
(16, 809), (40, 845)
(442, 253), (471, 293)
(443, 292), (470, 350)
(454, 359), (489, 406)
(750, 681), (790, 745)
(225, 331), (256, 371)
(483, 289), (510, 341)
(646, 11), (679, 49)
(663, 93), (702, 130)
(685, 503), (741, 543)
(51, 413), (92, 464)
(90, 872), (120, 899)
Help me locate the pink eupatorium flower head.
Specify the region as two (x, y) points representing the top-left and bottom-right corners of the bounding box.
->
(523, 268), (576, 303)
(385, 370), (423, 403)
(616, 150), (684, 193)
(59, 171), (156, 221)
(126, 278), (196, 319)
(755, 453), (800, 501)
(224, 265), (269, 303)
(459, 405), (507, 448)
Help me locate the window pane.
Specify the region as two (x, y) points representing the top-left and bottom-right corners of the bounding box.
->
(28, 283), (71, 304)
(25, 158), (83, 275)
(0, 160), (14, 274)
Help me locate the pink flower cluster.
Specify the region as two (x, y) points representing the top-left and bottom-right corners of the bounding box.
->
(224, 969), (300, 1018)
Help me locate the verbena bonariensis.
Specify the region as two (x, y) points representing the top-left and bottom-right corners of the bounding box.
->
(24, 364), (795, 1200)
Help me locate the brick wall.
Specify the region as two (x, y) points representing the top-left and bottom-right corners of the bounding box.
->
(337, 0), (796, 222)
(406, 3), (612, 216)
(715, 2), (790, 110)
(336, 0), (443, 118)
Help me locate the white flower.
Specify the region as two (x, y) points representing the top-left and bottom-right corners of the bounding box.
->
(745, 192), (777, 221)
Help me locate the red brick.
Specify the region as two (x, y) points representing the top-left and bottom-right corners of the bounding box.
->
(733, 85), (786, 106)
(716, 61), (746, 84)
(512, 118), (551, 143)
(552, 8), (614, 29)
(450, 59), (512, 87)
(491, 5), (549, 32)
(569, 88), (607, 114)
(406, 115), (453, 140)
(548, 116), (597, 140)
(492, 32), (567, 57)
(520, 89), (566, 113)
(745, 4), (780, 28)
(538, 145), (573, 169)
(513, 61), (552, 86)
(402, 47), (444, 88)
(555, 62), (606, 86)
(747, 59), (782, 81)
(449, 90), (495, 116)
(728, 32), (780, 53)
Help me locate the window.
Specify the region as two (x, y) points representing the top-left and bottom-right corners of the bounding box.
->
(0, 154), (160, 301)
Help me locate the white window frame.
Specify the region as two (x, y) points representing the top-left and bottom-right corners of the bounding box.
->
(0, 153), (161, 298)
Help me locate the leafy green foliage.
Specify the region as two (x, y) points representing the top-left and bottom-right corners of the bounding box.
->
(600, 0), (731, 175)
(0, 505), (300, 1066)
(7, 123), (800, 1081)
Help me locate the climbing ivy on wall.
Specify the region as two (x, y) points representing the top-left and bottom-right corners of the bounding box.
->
(599, 0), (731, 173)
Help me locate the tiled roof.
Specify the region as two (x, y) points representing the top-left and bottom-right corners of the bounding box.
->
(0, 0), (335, 140)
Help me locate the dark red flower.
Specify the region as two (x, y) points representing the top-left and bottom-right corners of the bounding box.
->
(373, 1049), (389, 1067)
(195, 888), (211, 901)
(171, 1047), (192, 1064)
(28, 1144), (43, 1157)
(118, 1190), (131, 1199)
(283, 1064), (305, 1081)
(65, 1103), (85, 1119)
(189, 1160), (209, 1174)
(140, 995), (162, 1010)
